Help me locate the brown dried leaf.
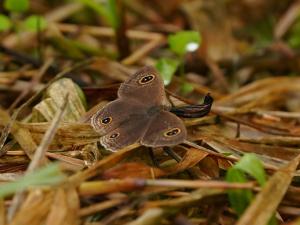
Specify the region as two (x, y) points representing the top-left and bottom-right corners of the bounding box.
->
(10, 191), (54, 225)
(0, 109), (37, 159)
(45, 187), (80, 225)
(32, 78), (86, 122)
(18, 122), (99, 148)
(102, 162), (165, 179)
(69, 143), (140, 184)
(0, 199), (5, 225)
(102, 148), (208, 179)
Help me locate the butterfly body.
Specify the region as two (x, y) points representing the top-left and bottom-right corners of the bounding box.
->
(91, 66), (187, 152)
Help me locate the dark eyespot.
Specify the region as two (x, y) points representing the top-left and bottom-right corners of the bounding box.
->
(164, 128), (181, 137)
(138, 75), (155, 84)
(110, 133), (119, 139)
(101, 117), (112, 125)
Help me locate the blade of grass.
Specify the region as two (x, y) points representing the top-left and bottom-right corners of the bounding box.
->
(0, 163), (65, 198)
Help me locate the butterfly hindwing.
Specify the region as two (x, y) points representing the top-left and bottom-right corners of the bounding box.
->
(141, 111), (187, 147)
(100, 114), (149, 151)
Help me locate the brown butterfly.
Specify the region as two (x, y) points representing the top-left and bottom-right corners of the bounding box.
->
(91, 66), (213, 152)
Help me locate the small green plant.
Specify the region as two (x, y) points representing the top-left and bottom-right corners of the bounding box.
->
(226, 154), (266, 216)
(78, 0), (120, 29)
(155, 58), (179, 86)
(4, 0), (29, 12)
(0, 0), (47, 33)
(0, 14), (12, 31)
(225, 153), (276, 224)
(155, 31), (201, 94)
(78, 0), (128, 58)
(168, 31), (201, 57)
(23, 15), (47, 32)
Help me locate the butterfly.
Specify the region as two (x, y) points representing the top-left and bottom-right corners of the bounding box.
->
(91, 66), (188, 152)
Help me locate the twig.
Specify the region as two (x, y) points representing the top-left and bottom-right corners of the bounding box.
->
(56, 23), (165, 65)
(79, 199), (124, 217)
(79, 178), (255, 196)
(274, 0), (300, 39)
(2, 3), (83, 48)
(205, 57), (229, 92)
(145, 179), (255, 189)
(9, 58), (54, 112)
(183, 140), (237, 160)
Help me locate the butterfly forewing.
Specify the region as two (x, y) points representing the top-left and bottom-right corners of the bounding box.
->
(118, 66), (168, 107)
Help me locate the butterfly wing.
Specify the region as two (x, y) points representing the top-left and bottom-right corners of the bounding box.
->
(141, 111), (187, 147)
(100, 114), (149, 151)
(118, 66), (169, 106)
(91, 99), (146, 136)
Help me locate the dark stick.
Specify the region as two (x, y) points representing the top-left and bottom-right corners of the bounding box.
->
(0, 45), (41, 67)
(236, 123), (241, 138)
(115, 0), (130, 59)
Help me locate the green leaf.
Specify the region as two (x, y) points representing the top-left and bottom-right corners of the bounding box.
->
(226, 168), (253, 216)
(234, 153), (266, 186)
(0, 163), (65, 198)
(23, 15), (47, 32)
(4, 0), (29, 12)
(78, 0), (116, 28)
(78, 0), (111, 23)
(0, 14), (12, 31)
(245, 16), (274, 50)
(156, 58), (179, 85)
(226, 154), (267, 217)
(107, 0), (120, 29)
(168, 31), (201, 56)
(180, 82), (194, 95)
(287, 17), (300, 48)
